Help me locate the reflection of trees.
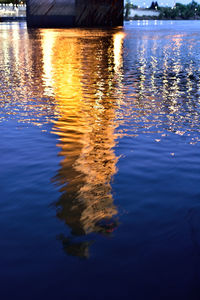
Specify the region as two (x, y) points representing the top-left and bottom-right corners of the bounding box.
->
(41, 29), (124, 258)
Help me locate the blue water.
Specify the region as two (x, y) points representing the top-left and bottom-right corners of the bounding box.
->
(1, 20), (200, 299)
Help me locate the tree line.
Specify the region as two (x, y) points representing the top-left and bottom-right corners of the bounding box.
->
(159, 1), (200, 19)
(125, 1), (200, 20)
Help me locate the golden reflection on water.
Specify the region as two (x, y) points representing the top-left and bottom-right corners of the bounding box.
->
(41, 29), (124, 257)
(1, 23), (200, 256)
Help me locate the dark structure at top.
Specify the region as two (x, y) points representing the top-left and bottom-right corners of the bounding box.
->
(27, 0), (124, 28)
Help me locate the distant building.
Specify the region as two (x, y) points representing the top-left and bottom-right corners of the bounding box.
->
(125, 8), (160, 19)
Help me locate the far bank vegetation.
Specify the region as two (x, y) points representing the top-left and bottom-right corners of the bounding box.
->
(125, 0), (200, 20)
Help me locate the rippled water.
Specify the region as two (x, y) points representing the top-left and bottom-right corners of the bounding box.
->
(1, 21), (200, 300)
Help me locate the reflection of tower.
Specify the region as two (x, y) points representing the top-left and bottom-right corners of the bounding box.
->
(41, 29), (125, 258)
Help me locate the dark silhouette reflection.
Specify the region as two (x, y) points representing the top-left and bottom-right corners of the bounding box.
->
(57, 235), (93, 259)
(40, 28), (125, 257)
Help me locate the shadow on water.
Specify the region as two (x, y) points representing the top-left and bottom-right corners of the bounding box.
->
(38, 28), (125, 258)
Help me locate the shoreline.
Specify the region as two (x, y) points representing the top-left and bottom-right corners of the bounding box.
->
(1, 16), (200, 23)
(125, 16), (200, 21)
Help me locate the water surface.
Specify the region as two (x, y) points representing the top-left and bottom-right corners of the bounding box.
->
(1, 20), (200, 300)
